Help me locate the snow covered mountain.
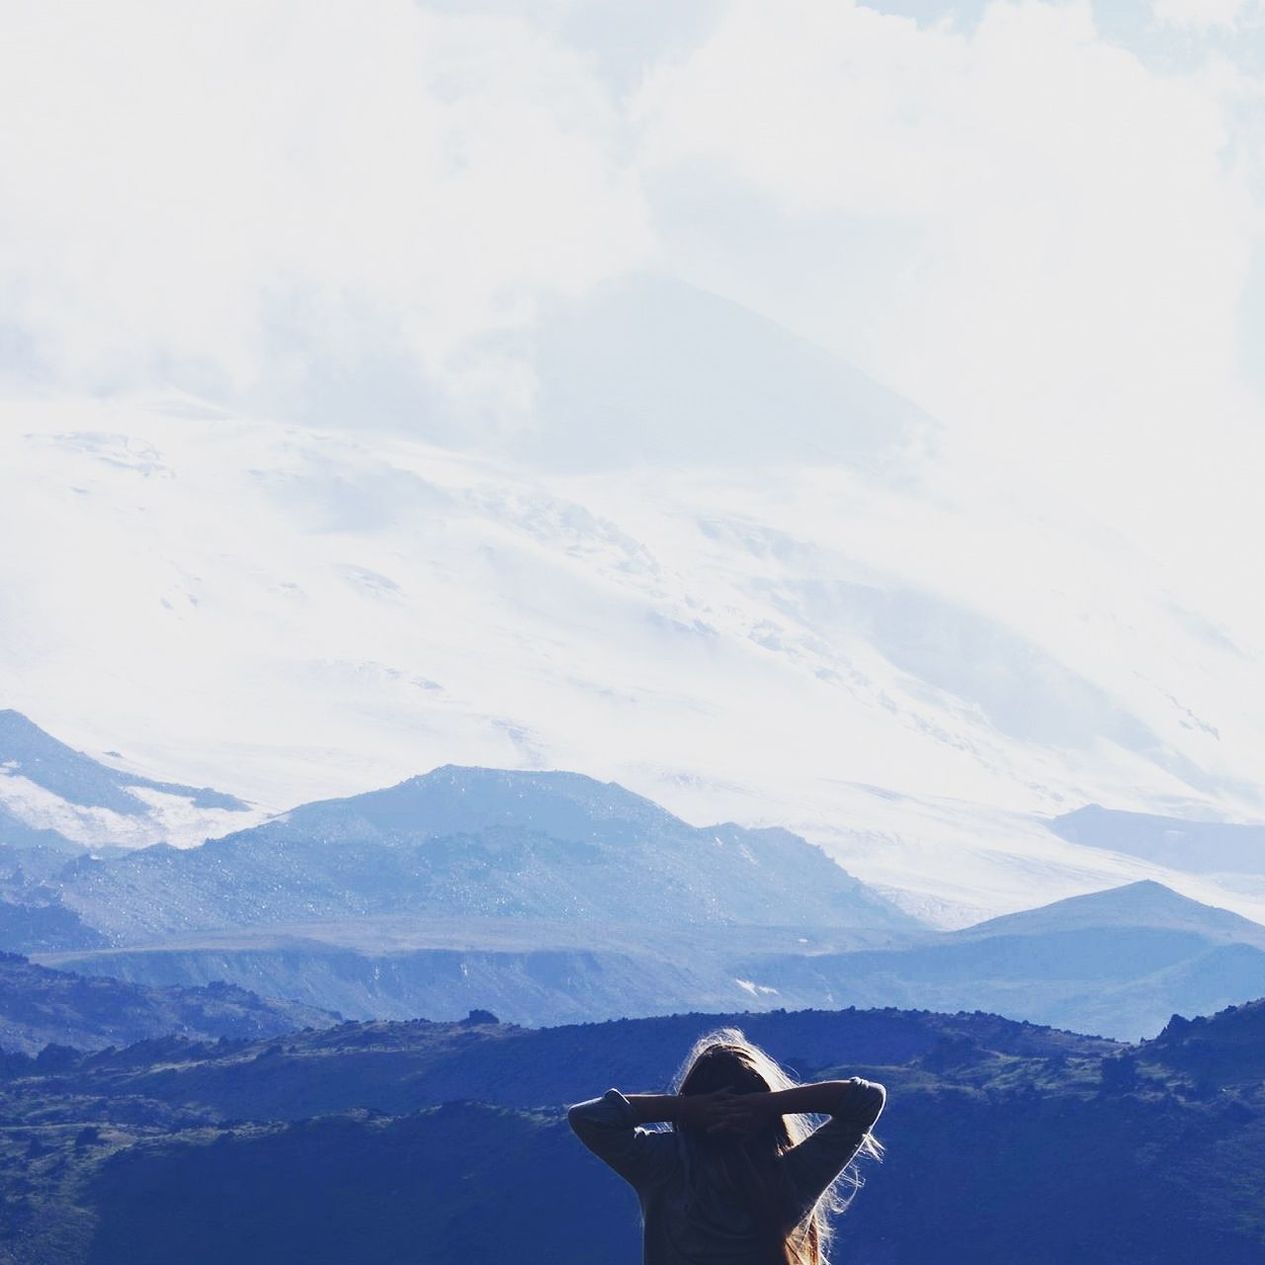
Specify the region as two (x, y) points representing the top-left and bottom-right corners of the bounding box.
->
(0, 710), (257, 849)
(3, 280), (1264, 925)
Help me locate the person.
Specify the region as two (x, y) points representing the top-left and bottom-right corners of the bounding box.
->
(568, 1026), (886, 1265)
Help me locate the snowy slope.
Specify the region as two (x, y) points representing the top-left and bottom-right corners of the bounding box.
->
(2, 378), (1264, 925)
(0, 710), (257, 848)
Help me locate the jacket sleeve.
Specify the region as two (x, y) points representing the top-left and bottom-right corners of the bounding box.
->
(779, 1078), (886, 1214)
(567, 1088), (673, 1192)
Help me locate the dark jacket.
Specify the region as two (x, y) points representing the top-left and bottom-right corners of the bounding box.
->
(568, 1079), (885, 1264)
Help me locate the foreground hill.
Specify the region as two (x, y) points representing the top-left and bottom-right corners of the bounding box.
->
(0, 953), (336, 1054)
(1, 1001), (1262, 1264)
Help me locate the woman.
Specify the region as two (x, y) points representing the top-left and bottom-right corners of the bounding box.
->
(568, 1027), (886, 1265)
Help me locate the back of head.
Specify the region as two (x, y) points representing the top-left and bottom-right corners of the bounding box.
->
(678, 1031), (786, 1097)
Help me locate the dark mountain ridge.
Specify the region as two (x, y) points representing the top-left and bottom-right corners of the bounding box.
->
(1146, 995), (1265, 1087)
(0, 951), (336, 1054)
(0, 1000), (1114, 1120)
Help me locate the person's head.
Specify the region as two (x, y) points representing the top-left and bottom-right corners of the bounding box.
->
(672, 1028), (878, 1265)
(676, 1030), (797, 1155)
(678, 1032), (786, 1097)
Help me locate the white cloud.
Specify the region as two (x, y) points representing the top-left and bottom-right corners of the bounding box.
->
(635, 0), (1260, 512)
(0, 1), (652, 428)
(1152, 0), (1251, 29)
(1, 0), (1261, 527)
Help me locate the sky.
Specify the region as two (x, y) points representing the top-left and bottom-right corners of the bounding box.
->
(3, 0), (1262, 471)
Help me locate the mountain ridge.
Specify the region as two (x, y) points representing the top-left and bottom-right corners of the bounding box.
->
(48, 764), (916, 943)
(731, 881), (1265, 1039)
(1050, 804), (1265, 875)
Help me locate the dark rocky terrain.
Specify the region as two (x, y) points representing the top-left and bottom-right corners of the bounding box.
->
(0, 1000), (1262, 1264)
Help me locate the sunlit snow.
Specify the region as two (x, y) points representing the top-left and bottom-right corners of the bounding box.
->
(3, 394), (1263, 925)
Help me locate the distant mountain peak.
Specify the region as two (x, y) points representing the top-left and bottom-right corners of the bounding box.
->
(272, 763), (687, 844)
(1097, 879), (1192, 906)
(1057, 880), (1226, 913)
(958, 880), (1265, 945)
(409, 763), (638, 796)
(409, 764), (677, 816)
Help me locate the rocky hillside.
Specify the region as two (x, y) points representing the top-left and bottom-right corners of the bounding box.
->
(50, 766), (915, 942)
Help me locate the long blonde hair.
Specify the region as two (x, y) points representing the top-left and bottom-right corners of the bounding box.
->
(670, 1028), (882, 1265)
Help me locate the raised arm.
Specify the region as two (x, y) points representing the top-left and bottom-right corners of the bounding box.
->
(567, 1089), (678, 1190)
(776, 1079), (886, 1213)
(765, 1079), (884, 1122)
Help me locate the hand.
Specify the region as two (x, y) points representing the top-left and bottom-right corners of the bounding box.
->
(679, 1090), (771, 1138)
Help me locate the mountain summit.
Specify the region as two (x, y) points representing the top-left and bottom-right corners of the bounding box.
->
(956, 880), (1265, 948)
(260, 765), (682, 846)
